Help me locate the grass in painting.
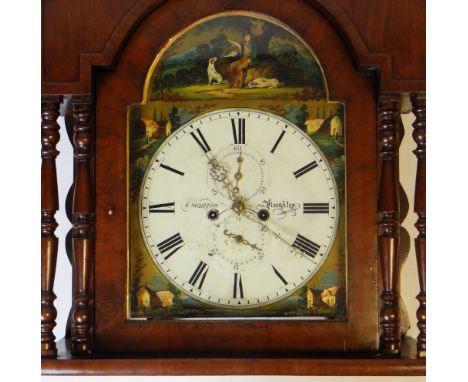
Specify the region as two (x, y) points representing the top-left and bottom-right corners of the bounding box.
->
(131, 292), (344, 320)
(134, 304), (341, 320)
(170, 84), (307, 100)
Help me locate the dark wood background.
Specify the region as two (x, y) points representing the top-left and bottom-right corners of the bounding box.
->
(42, 0), (425, 95)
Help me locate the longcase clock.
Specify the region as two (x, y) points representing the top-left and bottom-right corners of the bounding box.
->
(41, 0), (426, 376)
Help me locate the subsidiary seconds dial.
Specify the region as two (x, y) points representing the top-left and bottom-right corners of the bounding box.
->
(139, 109), (339, 308)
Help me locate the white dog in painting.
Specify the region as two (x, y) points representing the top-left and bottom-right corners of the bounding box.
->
(207, 57), (224, 85)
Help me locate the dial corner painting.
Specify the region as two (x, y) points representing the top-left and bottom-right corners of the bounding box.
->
(127, 11), (347, 320)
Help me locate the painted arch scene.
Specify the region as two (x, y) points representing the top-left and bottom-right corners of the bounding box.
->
(128, 12), (346, 320)
(149, 13), (327, 100)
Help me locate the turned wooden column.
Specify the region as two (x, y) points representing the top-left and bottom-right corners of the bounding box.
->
(41, 95), (62, 358)
(70, 96), (94, 355)
(411, 93), (426, 358)
(377, 94), (401, 355)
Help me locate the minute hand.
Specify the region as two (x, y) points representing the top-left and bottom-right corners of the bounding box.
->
(242, 209), (293, 248)
(243, 208), (316, 260)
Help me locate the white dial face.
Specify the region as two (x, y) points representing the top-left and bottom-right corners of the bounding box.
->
(139, 109), (339, 308)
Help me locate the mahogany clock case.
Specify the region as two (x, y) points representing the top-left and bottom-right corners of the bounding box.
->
(128, 13), (346, 319)
(93, 0), (378, 355)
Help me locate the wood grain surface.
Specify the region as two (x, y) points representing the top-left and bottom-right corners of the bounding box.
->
(41, 0), (425, 94)
(42, 338), (425, 376)
(93, 0), (379, 354)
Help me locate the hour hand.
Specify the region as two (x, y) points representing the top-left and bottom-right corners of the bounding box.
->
(208, 156), (248, 214)
(208, 157), (236, 199)
(208, 157), (228, 182)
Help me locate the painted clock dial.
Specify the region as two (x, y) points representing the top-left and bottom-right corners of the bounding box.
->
(139, 108), (339, 308)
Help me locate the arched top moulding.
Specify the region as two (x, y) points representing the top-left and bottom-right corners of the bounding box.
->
(41, 0), (425, 95)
